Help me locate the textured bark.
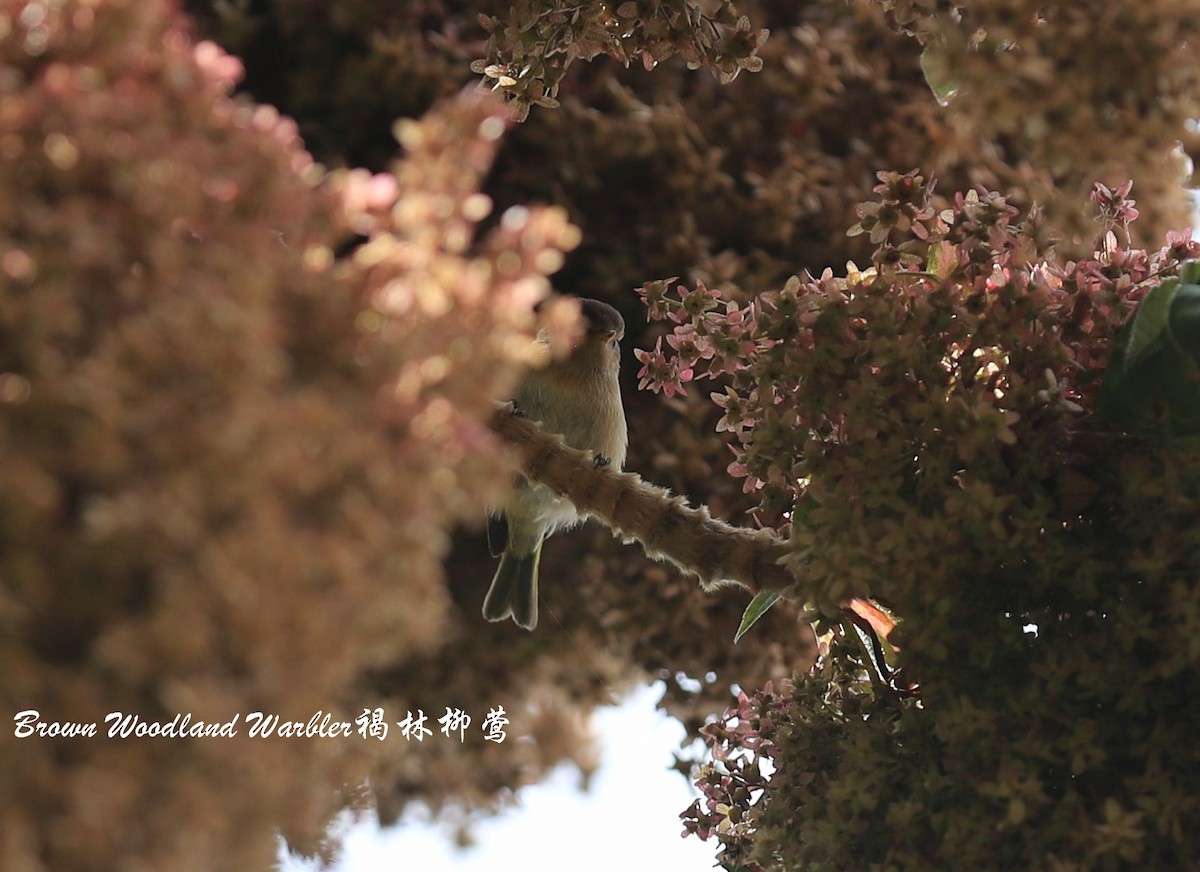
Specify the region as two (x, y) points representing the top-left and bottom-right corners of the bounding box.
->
(490, 409), (795, 595)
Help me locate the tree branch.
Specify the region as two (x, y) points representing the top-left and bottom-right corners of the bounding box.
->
(489, 409), (797, 596)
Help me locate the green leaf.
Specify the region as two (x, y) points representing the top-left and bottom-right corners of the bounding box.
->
(734, 589), (781, 643)
(1179, 260), (1200, 286)
(919, 47), (958, 107)
(1168, 279), (1200, 357)
(925, 240), (956, 279)
(1098, 266), (1200, 437)
(1123, 277), (1178, 370)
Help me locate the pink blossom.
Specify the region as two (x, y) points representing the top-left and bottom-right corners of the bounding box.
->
(634, 336), (691, 397)
(635, 277), (678, 322)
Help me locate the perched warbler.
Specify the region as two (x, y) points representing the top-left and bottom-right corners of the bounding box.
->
(482, 298), (628, 630)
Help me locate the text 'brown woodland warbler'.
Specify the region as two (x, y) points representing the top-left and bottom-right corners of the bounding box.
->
(483, 298), (628, 630)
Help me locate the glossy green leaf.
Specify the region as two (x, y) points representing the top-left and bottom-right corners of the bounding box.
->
(734, 589), (781, 643)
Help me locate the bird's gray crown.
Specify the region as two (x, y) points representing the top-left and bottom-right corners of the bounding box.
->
(579, 298), (624, 336)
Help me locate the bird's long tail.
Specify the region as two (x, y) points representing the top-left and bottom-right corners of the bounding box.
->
(482, 542), (543, 630)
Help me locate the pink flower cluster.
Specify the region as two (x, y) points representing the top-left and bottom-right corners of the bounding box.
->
(636, 174), (1200, 525)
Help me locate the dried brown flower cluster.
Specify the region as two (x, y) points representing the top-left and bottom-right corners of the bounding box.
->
(876, 0), (1200, 242)
(472, 0), (769, 119)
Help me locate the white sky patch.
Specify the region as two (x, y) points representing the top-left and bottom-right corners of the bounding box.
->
(278, 683), (719, 871)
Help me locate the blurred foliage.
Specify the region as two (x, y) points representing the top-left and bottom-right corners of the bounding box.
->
(4, 0), (1200, 869)
(1, 2), (578, 869)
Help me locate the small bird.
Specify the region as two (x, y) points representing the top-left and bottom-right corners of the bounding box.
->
(483, 298), (628, 630)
